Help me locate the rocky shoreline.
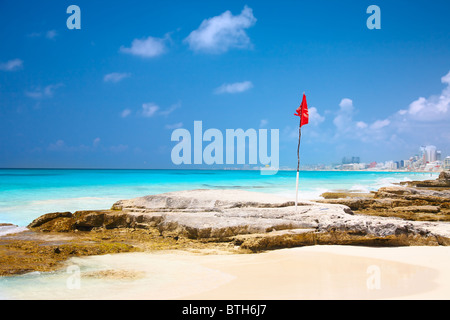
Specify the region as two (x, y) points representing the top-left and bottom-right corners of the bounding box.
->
(1, 172), (450, 276)
(317, 171), (450, 221)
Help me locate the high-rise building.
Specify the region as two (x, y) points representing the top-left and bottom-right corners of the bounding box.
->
(437, 150), (442, 161)
(342, 156), (360, 164)
(445, 156), (450, 170)
(426, 145), (437, 162)
(420, 146), (426, 162)
(423, 145), (437, 163)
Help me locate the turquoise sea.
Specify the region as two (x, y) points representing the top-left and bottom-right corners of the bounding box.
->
(0, 168), (442, 300)
(0, 169), (438, 230)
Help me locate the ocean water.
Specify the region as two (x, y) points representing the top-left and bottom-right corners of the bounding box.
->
(0, 169), (438, 227)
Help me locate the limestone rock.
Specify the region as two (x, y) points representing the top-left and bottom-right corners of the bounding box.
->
(28, 212), (72, 229)
(317, 177), (450, 223)
(112, 189), (297, 211)
(26, 189), (450, 248)
(439, 171), (450, 181)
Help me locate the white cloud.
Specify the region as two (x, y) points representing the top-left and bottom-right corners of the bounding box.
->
(442, 71), (450, 84)
(385, 70), (450, 146)
(109, 144), (128, 153)
(120, 35), (170, 58)
(165, 122), (183, 129)
(333, 98), (354, 133)
(121, 109), (131, 118)
(214, 81), (253, 94)
(184, 6), (256, 53)
(308, 107), (325, 125)
(48, 139), (66, 151)
(356, 121), (368, 129)
(28, 30), (58, 40)
(141, 103), (160, 117)
(46, 30), (58, 40)
(159, 102), (181, 116)
(0, 59), (23, 71)
(370, 119), (390, 130)
(104, 72), (131, 83)
(47, 139), (129, 154)
(93, 137), (101, 147)
(127, 102), (181, 119)
(339, 98), (354, 112)
(400, 71), (450, 122)
(332, 98), (391, 142)
(25, 83), (63, 99)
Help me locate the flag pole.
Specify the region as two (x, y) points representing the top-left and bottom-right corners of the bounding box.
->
(295, 92), (304, 211)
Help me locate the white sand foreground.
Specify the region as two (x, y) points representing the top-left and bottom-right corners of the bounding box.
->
(4, 245), (450, 300)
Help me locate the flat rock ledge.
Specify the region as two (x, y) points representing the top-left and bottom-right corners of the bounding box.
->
(28, 189), (450, 251)
(316, 172), (450, 223)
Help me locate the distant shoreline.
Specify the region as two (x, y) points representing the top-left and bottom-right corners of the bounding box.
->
(0, 167), (442, 174)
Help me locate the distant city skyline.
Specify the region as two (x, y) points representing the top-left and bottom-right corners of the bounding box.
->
(1, 1), (449, 169)
(300, 144), (447, 172)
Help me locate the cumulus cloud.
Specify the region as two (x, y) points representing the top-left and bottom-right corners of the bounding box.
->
(165, 122), (183, 129)
(356, 121), (368, 129)
(308, 107), (325, 126)
(332, 98), (392, 142)
(141, 103), (160, 117)
(48, 139), (128, 153)
(386, 70), (450, 147)
(104, 72), (131, 83)
(331, 71), (450, 148)
(370, 119), (390, 130)
(397, 70), (450, 122)
(120, 35), (170, 58)
(159, 102), (181, 116)
(93, 137), (101, 147)
(126, 102), (181, 119)
(47, 139), (66, 151)
(109, 144), (128, 153)
(121, 109), (132, 118)
(46, 30), (58, 40)
(184, 6), (256, 53)
(28, 30), (58, 40)
(25, 83), (63, 99)
(333, 98), (354, 133)
(0, 59), (23, 71)
(214, 81), (253, 94)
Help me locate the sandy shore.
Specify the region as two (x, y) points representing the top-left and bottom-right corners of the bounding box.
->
(3, 245), (450, 300)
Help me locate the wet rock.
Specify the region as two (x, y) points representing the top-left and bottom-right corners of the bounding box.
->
(28, 212), (72, 229)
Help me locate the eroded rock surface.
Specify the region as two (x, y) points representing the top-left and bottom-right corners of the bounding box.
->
(3, 186), (450, 276)
(28, 189), (450, 245)
(316, 173), (450, 222)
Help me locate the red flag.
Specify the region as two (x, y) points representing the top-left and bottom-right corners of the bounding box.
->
(294, 93), (309, 127)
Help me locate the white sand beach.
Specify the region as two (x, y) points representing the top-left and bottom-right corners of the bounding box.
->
(5, 245), (450, 300)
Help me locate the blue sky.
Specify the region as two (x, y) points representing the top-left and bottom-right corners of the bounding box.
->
(1, 0), (449, 169)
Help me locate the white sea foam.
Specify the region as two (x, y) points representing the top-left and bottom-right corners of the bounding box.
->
(348, 184), (372, 193)
(0, 225), (28, 236)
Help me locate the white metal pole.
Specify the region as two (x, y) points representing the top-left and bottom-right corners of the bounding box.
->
(295, 170), (299, 210)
